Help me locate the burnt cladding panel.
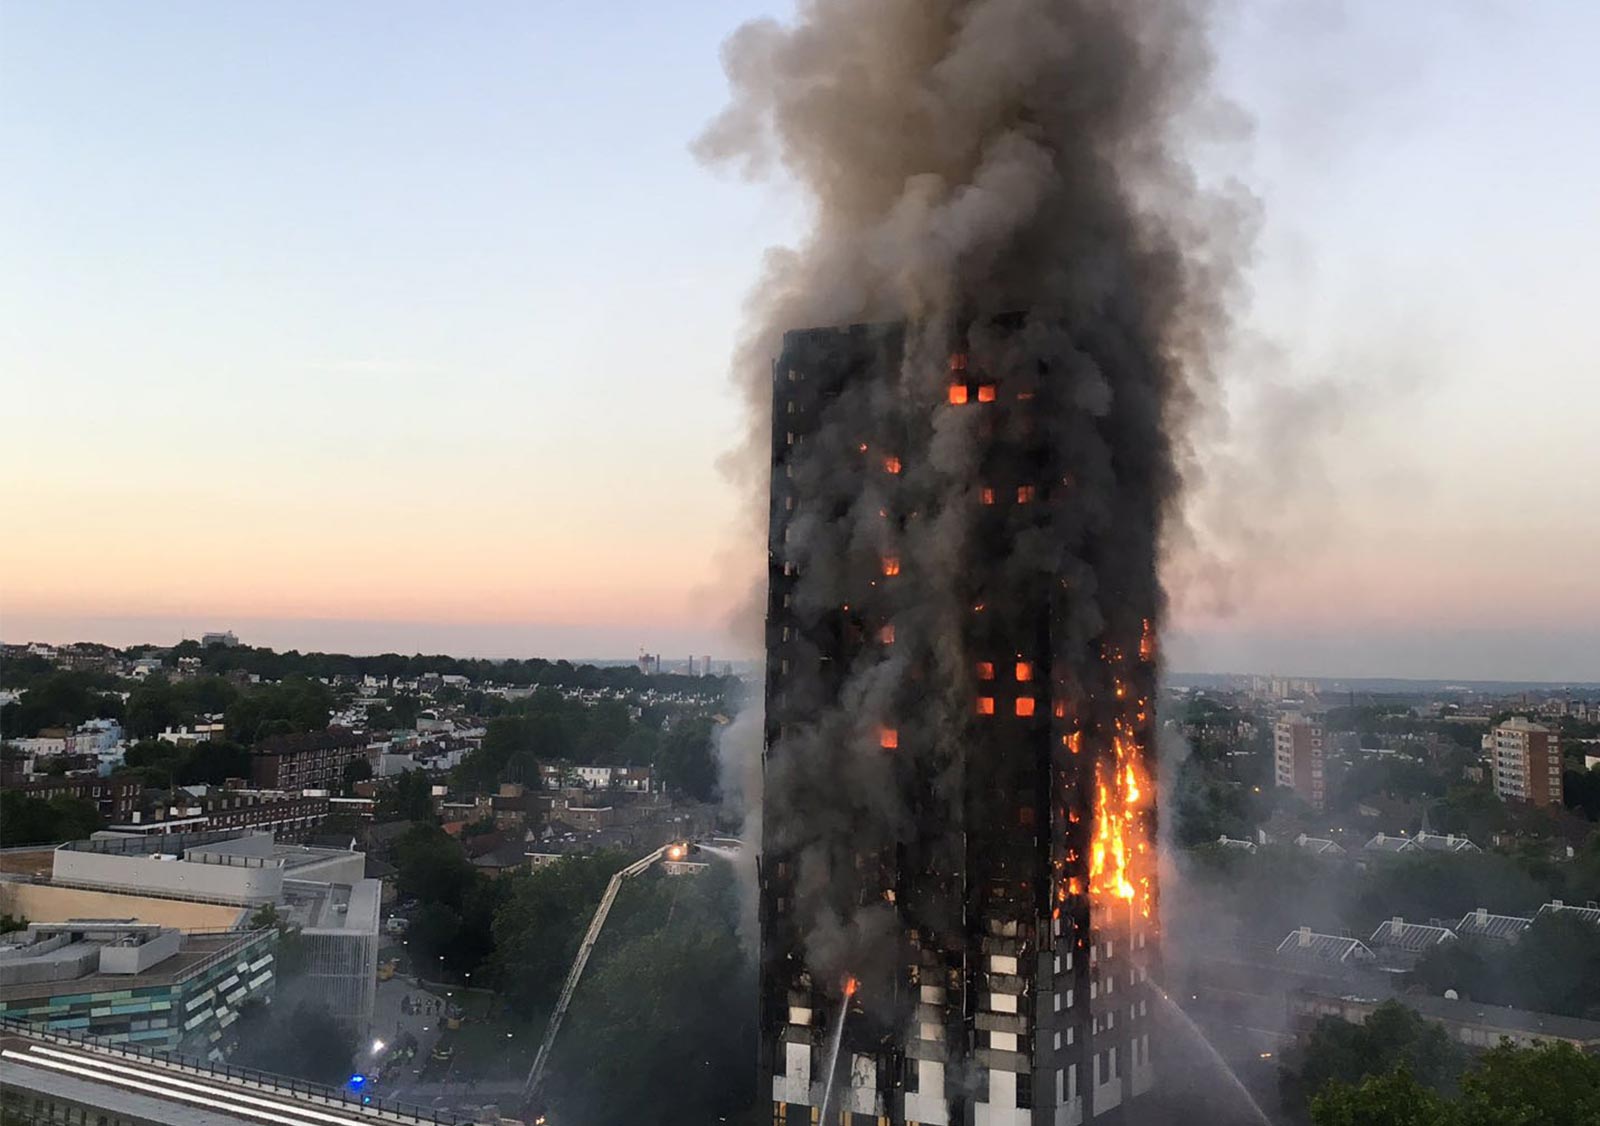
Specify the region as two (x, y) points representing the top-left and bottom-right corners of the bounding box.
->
(759, 317), (1163, 1123)
(761, 323), (908, 1117)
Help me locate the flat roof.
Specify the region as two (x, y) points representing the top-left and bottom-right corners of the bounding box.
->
(0, 931), (262, 1004)
(281, 877), (381, 934)
(1304, 990), (1600, 1044)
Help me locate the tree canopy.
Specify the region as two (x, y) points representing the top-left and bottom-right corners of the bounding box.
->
(0, 789), (103, 846)
(1311, 1043), (1600, 1126)
(1283, 1001), (1467, 1115)
(544, 867), (755, 1126)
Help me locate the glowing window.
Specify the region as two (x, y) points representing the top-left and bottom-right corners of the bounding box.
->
(882, 557), (900, 577)
(883, 456), (902, 475)
(976, 661), (995, 680)
(880, 728), (899, 750)
(948, 384), (968, 405)
(976, 697), (996, 716)
(879, 624), (895, 645)
(1017, 485), (1036, 504)
(977, 384), (997, 403)
(1015, 698), (1036, 717)
(1015, 661), (1033, 682)
(949, 352), (968, 372)
(981, 487), (995, 505)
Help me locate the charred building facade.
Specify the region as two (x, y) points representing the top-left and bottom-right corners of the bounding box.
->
(760, 320), (1162, 1125)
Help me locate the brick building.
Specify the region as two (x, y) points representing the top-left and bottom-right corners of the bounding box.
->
(1274, 713), (1327, 811)
(250, 728), (364, 792)
(1489, 717), (1562, 807)
(6, 775), (141, 822)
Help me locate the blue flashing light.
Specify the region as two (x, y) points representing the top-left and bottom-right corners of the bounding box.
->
(348, 1074), (366, 1089)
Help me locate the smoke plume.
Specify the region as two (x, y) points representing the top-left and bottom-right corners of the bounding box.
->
(699, 0), (1252, 997)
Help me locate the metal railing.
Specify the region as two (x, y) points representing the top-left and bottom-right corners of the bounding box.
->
(0, 1017), (466, 1124)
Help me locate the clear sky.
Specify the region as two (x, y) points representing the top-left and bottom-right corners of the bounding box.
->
(3, 1), (1597, 681)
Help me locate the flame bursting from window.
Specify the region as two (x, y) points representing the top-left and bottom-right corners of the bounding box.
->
(1080, 621), (1157, 918)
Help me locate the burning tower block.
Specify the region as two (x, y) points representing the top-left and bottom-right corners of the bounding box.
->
(761, 319), (1161, 1125)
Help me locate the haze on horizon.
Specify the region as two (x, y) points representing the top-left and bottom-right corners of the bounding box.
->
(3, 1), (1597, 682)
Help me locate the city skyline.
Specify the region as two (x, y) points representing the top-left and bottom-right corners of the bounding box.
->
(4, 1), (1598, 681)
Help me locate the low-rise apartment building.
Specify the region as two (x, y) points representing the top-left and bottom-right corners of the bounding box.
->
(250, 728), (364, 792)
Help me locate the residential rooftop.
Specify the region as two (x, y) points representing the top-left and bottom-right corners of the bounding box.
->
(1455, 907), (1533, 942)
(1276, 927), (1376, 965)
(1368, 917), (1457, 952)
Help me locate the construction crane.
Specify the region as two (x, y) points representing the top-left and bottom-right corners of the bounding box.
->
(520, 843), (669, 1110)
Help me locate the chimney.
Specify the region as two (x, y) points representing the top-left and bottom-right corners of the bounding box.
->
(1298, 926), (1312, 948)
(1476, 907), (1488, 926)
(1446, 833), (1456, 845)
(1258, 829), (1268, 845)
(1391, 916), (1405, 937)
(1376, 832), (1385, 843)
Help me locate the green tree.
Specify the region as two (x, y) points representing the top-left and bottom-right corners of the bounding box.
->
(492, 852), (630, 1016)
(387, 693), (423, 730)
(1564, 766), (1600, 821)
(177, 740), (251, 786)
(341, 757), (373, 795)
(1506, 912), (1600, 1018)
(376, 770), (435, 823)
(547, 874), (756, 1126)
(1457, 1041), (1600, 1126)
(1312, 1068), (1457, 1126)
(407, 901), (464, 975)
(0, 671), (123, 739)
(1283, 1001), (1467, 1115)
(0, 790), (104, 846)
(224, 678), (333, 744)
(125, 679), (185, 739)
(1310, 1043), (1600, 1126)
(656, 716), (717, 801)
(392, 825), (475, 907)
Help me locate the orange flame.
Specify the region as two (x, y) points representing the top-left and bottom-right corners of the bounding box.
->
(1079, 664), (1156, 918)
(843, 975), (859, 998)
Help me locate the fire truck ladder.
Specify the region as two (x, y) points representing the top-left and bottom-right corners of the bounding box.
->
(521, 844), (667, 1103)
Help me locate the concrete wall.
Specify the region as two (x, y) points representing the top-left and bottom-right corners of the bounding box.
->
(281, 851), (365, 887)
(185, 832), (276, 861)
(52, 848), (284, 905)
(0, 883), (248, 931)
(99, 928), (181, 974)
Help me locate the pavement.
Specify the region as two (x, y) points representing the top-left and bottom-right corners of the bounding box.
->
(369, 976), (449, 1100)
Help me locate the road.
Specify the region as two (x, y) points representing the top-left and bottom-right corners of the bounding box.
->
(369, 976), (448, 1099)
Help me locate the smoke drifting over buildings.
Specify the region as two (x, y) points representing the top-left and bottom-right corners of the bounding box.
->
(700, 1), (1251, 1121)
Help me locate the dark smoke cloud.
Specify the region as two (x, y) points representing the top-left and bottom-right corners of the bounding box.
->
(699, 0), (1254, 994)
